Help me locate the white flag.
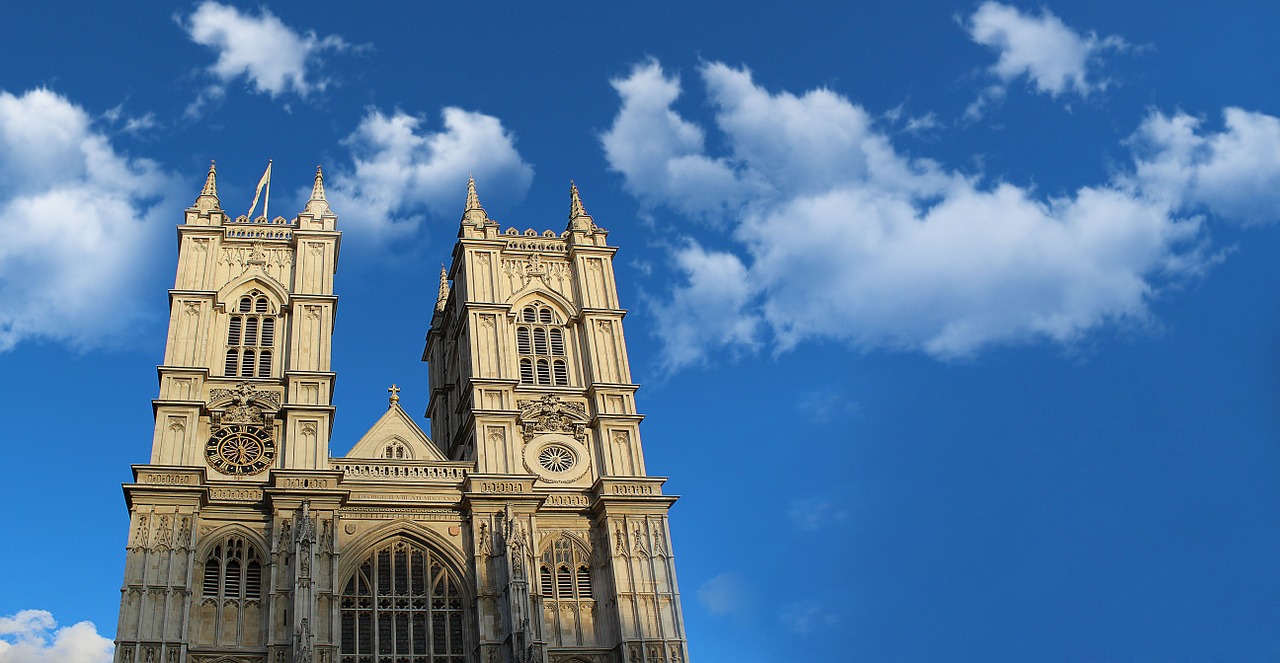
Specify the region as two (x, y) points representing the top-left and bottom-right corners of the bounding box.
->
(247, 160), (272, 219)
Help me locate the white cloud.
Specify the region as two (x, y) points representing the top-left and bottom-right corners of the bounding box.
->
(696, 572), (748, 616)
(327, 106), (534, 240)
(787, 496), (851, 531)
(602, 60), (1280, 369)
(0, 88), (177, 353)
(183, 1), (350, 109)
(647, 241), (760, 371)
(0, 610), (112, 663)
(966, 2), (1128, 100)
(778, 602), (839, 635)
(1130, 108), (1280, 226)
(601, 59), (760, 223)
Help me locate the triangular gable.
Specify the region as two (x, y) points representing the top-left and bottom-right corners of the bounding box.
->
(344, 403), (446, 461)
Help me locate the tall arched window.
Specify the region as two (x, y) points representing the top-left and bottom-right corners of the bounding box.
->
(225, 290), (278, 378)
(540, 536), (591, 601)
(340, 538), (466, 663)
(196, 536), (264, 646)
(202, 537), (262, 601)
(515, 303), (570, 386)
(539, 534), (596, 647)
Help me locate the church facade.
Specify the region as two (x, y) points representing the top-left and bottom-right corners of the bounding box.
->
(114, 165), (689, 663)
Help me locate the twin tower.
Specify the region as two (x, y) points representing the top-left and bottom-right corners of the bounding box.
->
(114, 165), (689, 663)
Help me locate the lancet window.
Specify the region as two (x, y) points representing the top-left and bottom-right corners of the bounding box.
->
(539, 535), (592, 601)
(516, 303), (570, 386)
(340, 538), (466, 663)
(382, 440), (410, 460)
(201, 537), (263, 601)
(225, 291), (277, 378)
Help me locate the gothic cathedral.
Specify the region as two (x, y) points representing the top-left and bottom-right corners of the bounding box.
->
(114, 164), (689, 663)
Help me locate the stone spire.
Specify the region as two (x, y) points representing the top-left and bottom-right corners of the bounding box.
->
(193, 161), (220, 212)
(461, 175), (490, 228)
(435, 267), (450, 312)
(301, 164), (333, 217)
(567, 180), (594, 231)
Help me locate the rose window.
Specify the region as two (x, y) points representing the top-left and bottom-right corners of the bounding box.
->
(538, 444), (575, 473)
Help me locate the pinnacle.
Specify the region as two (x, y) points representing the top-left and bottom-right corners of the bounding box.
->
(202, 161), (218, 196)
(569, 180), (587, 219)
(465, 175), (483, 212)
(460, 175), (490, 228)
(301, 163), (334, 218)
(193, 160), (221, 212)
(567, 180), (594, 231)
(435, 266), (450, 312)
(311, 164), (327, 201)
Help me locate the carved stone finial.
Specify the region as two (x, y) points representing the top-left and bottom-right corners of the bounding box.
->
(247, 240), (267, 265)
(567, 180), (594, 232)
(435, 267), (450, 312)
(301, 163), (334, 217)
(388, 384), (400, 407)
(203, 161), (218, 196)
(193, 160), (220, 212)
(461, 175), (490, 227)
(525, 253), (546, 278)
(466, 174), (481, 211)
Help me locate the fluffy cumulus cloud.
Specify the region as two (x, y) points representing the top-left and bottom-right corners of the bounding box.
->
(327, 107), (533, 239)
(965, 2), (1127, 116)
(968, 2), (1128, 97)
(601, 60), (1280, 370)
(0, 610), (112, 663)
(1129, 108), (1280, 226)
(183, 1), (350, 113)
(0, 88), (177, 353)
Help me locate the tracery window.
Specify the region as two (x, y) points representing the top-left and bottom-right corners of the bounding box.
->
(225, 291), (277, 378)
(196, 535), (265, 646)
(539, 536), (591, 601)
(382, 441), (410, 460)
(202, 536), (263, 601)
(340, 538), (466, 663)
(516, 303), (569, 386)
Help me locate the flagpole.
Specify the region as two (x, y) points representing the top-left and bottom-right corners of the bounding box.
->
(264, 159), (271, 222)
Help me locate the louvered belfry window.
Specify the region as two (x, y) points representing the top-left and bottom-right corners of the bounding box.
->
(340, 538), (466, 663)
(201, 537), (263, 602)
(516, 303), (570, 386)
(539, 536), (592, 601)
(225, 291), (277, 378)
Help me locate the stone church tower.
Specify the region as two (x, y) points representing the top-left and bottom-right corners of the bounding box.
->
(115, 165), (689, 663)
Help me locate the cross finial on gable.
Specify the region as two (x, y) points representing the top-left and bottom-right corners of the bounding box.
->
(388, 384), (400, 407)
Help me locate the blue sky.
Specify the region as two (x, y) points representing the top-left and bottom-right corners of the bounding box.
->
(0, 1), (1277, 660)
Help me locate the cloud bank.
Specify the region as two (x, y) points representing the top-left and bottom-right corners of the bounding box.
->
(601, 60), (1280, 370)
(327, 107), (534, 240)
(0, 88), (177, 353)
(0, 610), (112, 663)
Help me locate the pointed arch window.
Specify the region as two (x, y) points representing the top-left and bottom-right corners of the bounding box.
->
(539, 535), (592, 601)
(515, 303), (570, 386)
(340, 538), (466, 663)
(198, 535), (264, 646)
(538, 533), (595, 647)
(201, 536), (263, 603)
(226, 289), (279, 378)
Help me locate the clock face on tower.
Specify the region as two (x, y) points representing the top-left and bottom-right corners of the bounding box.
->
(206, 424), (276, 475)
